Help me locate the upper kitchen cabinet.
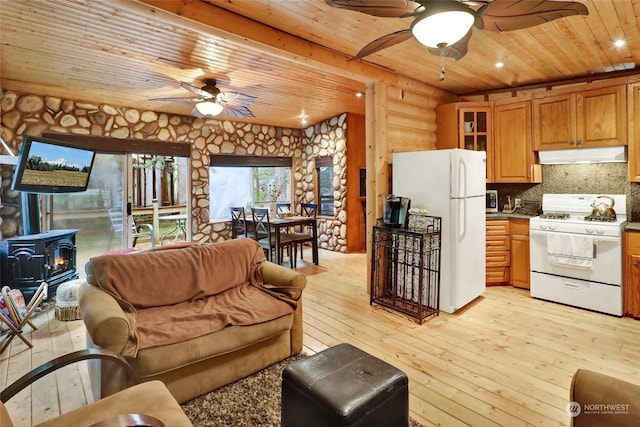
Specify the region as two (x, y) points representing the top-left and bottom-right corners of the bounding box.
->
(436, 102), (494, 181)
(533, 84), (627, 150)
(628, 82), (640, 182)
(493, 99), (541, 183)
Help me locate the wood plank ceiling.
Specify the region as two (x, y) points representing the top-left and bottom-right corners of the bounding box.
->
(1, 0), (638, 129)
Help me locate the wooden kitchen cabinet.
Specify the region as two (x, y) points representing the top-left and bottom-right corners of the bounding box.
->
(624, 230), (640, 318)
(533, 84), (627, 150)
(628, 82), (640, 182)
(509, 219), (530, 289)
(436, 102), (494, 181)
(493, 100), (541, 183)
(486, 219), (510, 285)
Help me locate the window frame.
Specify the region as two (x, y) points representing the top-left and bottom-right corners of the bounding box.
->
(315, 156), (334, 217)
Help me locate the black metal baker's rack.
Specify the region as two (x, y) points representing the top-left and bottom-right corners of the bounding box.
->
(370, 216), (441, 324)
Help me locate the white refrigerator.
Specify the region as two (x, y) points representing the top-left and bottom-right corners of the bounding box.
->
(392, 149), (486, 314)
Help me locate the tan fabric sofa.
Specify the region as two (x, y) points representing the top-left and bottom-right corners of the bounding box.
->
(570, 368), (640, 426)
(79, 238), (306, 403)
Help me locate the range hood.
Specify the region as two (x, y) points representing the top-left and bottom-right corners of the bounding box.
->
(538, 146), (627, 165)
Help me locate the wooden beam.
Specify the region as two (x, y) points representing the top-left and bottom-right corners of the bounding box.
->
(134, 0), (397, 86)
(42, 133), (191, 156)
(365, 82), (377, 292)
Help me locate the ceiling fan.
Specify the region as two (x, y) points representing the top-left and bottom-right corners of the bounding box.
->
(151, 79), (256, 118)
(326, 0), (589, 80)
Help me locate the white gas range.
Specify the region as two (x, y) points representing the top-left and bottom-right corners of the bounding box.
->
(529, 194), (627, 316)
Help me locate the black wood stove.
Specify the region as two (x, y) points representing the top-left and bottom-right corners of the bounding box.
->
(1, 229), (79, 299)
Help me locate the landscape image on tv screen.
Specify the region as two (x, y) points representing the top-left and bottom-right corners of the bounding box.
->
(20, 141), (94, 188)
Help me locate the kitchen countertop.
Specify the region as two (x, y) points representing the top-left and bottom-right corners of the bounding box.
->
(486, 214), (640, 229)
(484, 216), (640, 229)
(486, 213), (534, 220)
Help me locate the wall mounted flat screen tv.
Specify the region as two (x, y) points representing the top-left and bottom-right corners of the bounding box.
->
(11, 135), (96, 193)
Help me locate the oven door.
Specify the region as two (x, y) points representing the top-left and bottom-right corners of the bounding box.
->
(529, 229), (622, 286)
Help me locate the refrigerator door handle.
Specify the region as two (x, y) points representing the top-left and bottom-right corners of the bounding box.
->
(458, 156), (467, 241)
(458, 155), (467, 198)
(460, 197), (467, 241)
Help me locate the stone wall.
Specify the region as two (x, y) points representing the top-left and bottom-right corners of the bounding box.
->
(299, 114), (348, 253)
(0, 90), (330, 246)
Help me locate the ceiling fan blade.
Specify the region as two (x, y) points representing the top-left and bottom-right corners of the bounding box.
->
(350, 29), (413, 61)
(149, 96), (201, 102)
(224, 105), (255, 119)
(221, 92), (257, 108)
(427, 29), (472, 61)
(180, 81), (214, 99)
(481, 0), (588, 32)
(325, 0), (422, 18)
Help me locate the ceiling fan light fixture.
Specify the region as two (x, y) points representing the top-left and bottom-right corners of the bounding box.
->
(195, 100), (224, 116)
(411, 5), (475, 48)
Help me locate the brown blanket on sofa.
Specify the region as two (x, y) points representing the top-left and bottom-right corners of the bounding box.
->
(89, 239), (301, 356)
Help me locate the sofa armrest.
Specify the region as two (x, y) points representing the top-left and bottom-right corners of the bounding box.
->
(260, 261), (306, 354)
(260, 261), (306, 290)
(570, 368), (640, 426)
(78, 283), (132, 355)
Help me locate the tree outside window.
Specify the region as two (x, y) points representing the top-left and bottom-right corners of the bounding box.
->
(254, 167), (289, 202)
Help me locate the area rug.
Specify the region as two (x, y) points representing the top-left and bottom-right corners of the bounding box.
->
(181, 353), (425, 427)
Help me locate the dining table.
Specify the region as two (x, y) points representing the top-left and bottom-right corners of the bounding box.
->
(247, 215), (319, 266)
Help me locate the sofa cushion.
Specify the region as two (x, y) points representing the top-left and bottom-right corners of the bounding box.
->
(86, 239), (265, 308)
(131, 313), (294, 376)
(135, 283), (298, 350)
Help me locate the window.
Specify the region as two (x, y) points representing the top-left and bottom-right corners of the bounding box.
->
(315, 156), (334, 216)
(209, 155), (291, 219)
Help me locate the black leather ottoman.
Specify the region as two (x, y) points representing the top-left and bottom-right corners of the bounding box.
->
(281, 343), (409, 427)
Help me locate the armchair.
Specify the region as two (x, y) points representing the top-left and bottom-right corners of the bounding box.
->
(570, 368), (640, 426)
(1, 348), (192, 427)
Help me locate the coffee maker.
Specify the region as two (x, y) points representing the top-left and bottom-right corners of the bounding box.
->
(383, 195), (410, 228)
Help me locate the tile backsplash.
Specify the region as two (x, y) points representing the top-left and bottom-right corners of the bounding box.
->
(488, 163), (640, 221)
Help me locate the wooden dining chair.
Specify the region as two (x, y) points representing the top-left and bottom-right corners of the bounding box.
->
(251, 207), (295, 268)
(0, 281), (47, 353)
(291, 203), (318, 261)
(230, 206), (249, 239)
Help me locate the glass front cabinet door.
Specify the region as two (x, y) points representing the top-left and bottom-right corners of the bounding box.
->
(460, 107), (491, 152)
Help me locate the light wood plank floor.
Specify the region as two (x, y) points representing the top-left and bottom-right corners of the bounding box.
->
(2, 248), (640, 426)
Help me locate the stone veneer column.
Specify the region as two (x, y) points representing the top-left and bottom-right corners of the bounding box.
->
(299, 113), (348, 253)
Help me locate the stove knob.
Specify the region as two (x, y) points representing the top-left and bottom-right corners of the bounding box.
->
(596, 228), (605, 234)
(586, 227), (595, 234)
(540, 224), (547, 230)
(548, 224), (556, 231)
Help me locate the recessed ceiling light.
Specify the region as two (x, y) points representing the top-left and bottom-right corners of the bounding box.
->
(355, 92), (363, 98)
(613, 39), (626, 48)
(495, 62), (505, 68)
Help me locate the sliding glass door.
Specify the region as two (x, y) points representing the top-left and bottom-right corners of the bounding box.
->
(48, 153), (127, 271)
(47, 152), (190, 273)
